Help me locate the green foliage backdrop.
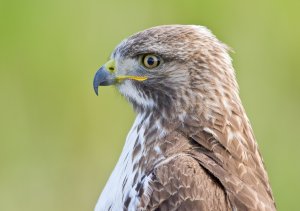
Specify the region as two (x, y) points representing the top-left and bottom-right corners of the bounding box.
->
(0, 0), (299, 210)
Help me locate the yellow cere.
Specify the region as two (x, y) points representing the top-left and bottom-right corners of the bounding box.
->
(104, 59), (148, 82)
(104, 59), (116, 73)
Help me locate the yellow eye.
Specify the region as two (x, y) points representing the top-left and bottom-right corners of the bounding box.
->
(142, 54), (160, 69)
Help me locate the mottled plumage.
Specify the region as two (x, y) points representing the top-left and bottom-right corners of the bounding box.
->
(94, 25), (276, 211)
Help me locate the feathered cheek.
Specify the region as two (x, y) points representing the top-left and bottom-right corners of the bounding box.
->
(117, 80), (156, 108)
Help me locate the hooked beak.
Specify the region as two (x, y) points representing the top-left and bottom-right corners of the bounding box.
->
(93, 59), (148, 96)
(93, 66), (116, 95)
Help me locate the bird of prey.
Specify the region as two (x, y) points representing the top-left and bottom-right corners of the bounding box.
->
(93, 25), (276, 211)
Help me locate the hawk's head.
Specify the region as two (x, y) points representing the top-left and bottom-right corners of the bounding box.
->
(94, 25), (238, 123)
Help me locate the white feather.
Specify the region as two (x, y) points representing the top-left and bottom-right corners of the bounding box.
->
(95, 114), (145, 211)
(118, 80), (155, 108)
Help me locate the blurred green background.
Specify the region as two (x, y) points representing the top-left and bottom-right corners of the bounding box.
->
(0, 0), (299, 210)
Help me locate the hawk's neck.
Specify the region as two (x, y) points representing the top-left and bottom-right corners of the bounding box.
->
(95, 112), (179, 211)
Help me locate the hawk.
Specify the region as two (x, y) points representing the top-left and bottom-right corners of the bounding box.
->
(93, 25), (276, 211)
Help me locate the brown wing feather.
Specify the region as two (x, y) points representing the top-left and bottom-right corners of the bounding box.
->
(180, 106), (276, 210)
(138, 110), (276, 211)
(140, 155), (231, 211)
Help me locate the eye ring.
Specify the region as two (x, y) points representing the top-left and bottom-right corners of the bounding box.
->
(141, 54), (161, 69)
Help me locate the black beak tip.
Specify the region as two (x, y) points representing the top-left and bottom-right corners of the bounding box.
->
(93, 78), (100, 96)
(94, 86), (99, 96)
(93, 73), (100, 96)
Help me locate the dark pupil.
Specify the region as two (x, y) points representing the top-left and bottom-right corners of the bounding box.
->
(147, 57), (155, 66)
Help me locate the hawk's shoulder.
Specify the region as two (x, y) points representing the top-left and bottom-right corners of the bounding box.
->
(138, 154), (231, 211)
